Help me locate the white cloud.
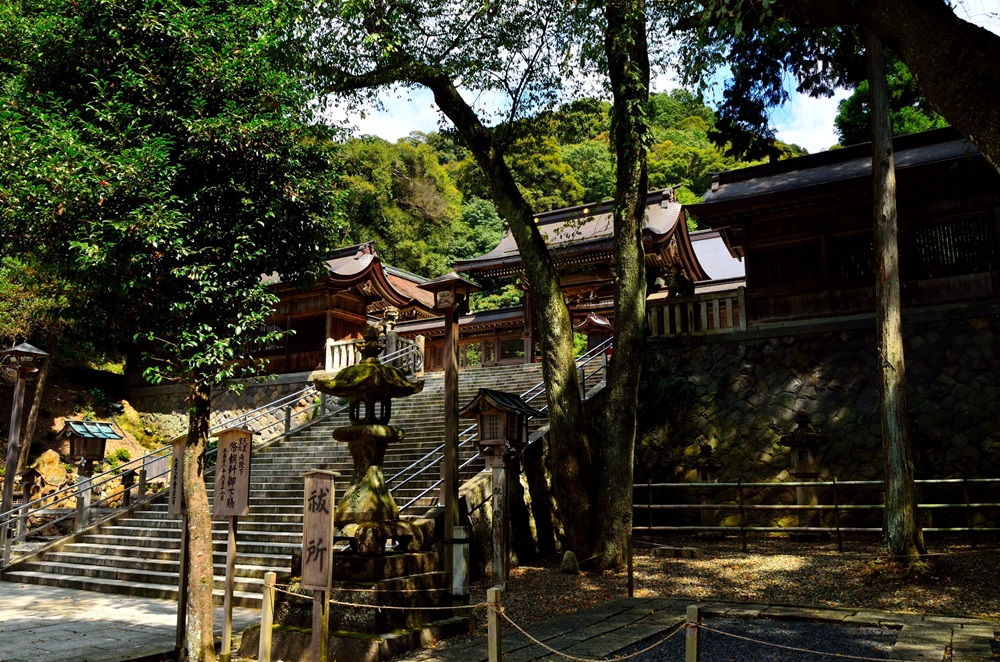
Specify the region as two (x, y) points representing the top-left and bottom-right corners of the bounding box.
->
(323, 87), (444, 141)
(772, 89), (851, 154)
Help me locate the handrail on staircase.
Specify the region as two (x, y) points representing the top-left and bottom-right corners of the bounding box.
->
(394, 337), (613, 513)
(0, 376), (351, 567)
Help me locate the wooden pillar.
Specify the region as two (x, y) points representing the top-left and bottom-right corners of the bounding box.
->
(443, 306), (459, 578)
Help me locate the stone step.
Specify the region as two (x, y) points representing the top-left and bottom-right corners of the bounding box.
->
(2, 570), (264, 607)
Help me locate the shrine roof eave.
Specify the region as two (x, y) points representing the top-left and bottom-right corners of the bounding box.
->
(687, 128), (980, 229)
(395, 306), (527, 336)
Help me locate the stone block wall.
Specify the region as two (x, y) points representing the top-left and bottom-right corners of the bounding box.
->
(640, 302), (1000, 487)
(126, 372), (318, 441)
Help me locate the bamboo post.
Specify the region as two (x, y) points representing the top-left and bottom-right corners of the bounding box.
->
(963, 476), (976, 548)
(220, 516), (238, 662)
(138, 467), (147, 500)
(626, 531), (634, 599)
(487, 586), (503, 662)
(833, 477), (843, 553)
(176, 514), (189, 659)
(258, 571), (276, 662)
(737, 481), (747, 553)
(685, 605), (700, 662)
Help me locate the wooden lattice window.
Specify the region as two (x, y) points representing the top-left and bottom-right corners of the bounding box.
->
(911, 214), (997, 272)
(827, 234), (875, 283)
(750, 243), (823, 291)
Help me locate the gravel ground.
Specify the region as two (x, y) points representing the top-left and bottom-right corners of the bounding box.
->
(451, 534), (1000, 642)
(619, 616), (898, 661)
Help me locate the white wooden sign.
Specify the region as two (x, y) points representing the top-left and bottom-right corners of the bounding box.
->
(212, 428), (253, 518)
(168, 438), (186, 516)
(301, 471), (336, 590)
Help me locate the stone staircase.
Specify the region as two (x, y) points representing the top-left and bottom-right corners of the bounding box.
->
(1, 363), (545, 607)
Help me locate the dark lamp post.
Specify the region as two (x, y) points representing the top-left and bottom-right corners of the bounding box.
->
(2, 343), (48, 555)
(460, 388), (541, 587)
(417, 272), (480, 597)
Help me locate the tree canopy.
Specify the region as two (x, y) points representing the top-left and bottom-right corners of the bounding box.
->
(1, 1), (344, 658)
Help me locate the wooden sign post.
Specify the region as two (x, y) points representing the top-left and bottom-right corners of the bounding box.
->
(212, 428), (254, 662)
(302, 471), (336, 662)
(169, 438), (188, 658)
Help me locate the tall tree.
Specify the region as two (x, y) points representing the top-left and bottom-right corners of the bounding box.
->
(668, 0), (939, 564)
(304, 0), (598, 555)
(595, 0), (650, 569)
(835, 57), (947, 146)
(1, 1), (343, 658)
(866, 33), (926, 567)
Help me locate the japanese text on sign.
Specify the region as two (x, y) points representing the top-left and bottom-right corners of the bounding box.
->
(301, 471), (336, 590)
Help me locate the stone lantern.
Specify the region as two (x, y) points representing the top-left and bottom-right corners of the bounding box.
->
(62, 420), (122, 477)
(311, 324), (425, 556)
(781, 411), (826, 539)
(460, 388), (542, 586)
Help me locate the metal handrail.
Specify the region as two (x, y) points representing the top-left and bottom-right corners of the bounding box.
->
(1, 379), (350, 566)
(394, 337), (614, 513)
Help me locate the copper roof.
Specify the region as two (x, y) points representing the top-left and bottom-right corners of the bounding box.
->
(454, 189), (708, 282)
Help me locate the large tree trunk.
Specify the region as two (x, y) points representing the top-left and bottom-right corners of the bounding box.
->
(594, 0), (650, 570)
(866, 31), (926, 568)
(184, 380), (217, 661)
(420, 74), (595, 558)
(18, 328), (60, 473)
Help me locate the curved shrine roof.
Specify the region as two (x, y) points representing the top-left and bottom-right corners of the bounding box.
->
(454, 188), (709, 282)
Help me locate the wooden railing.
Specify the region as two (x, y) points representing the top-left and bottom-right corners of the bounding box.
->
(647, 287), (747, 338)
(323, 335), (423, 375)
(324, 338), (362, 373)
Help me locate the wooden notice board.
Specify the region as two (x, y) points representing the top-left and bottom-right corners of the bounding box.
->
(168, 438), (186, 516)
(301, 471), (336, 590)
(212, 428), (253, 518)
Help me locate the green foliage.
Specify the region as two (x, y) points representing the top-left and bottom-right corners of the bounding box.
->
(338, 135), (461, 276)
(470, 283), (523, 312)
(448, 198), (505, 262)
(835, 58), (948, 146)
(1, 0), (345, 393)
(668, 1), (862, 160)
(0, 257), (63, 345)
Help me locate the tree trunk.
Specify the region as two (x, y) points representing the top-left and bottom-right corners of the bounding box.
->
(595, 0), (650, 570)
(866, 31), (926, 567)
(18, 328), (60, 473)
(420, 74), (595, 558)
(184, 380), (217, 661)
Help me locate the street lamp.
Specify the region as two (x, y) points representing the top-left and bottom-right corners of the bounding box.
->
(2, 343), (48, 558)
(417, 272), (480, 599)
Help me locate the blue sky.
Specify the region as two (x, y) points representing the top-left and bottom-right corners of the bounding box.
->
(327, 2), (1000, 155)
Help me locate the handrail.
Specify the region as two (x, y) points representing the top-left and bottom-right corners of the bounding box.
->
(394, 337), (614, 513)
(1, 379), (350, 566)
(632, 477), (1000, 547)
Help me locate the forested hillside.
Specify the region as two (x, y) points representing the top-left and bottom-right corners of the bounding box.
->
(335, 90), (806, 278)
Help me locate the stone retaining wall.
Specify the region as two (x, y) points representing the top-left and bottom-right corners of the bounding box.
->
(126, 372), (317, 440)
(640, 301), (1000, 487)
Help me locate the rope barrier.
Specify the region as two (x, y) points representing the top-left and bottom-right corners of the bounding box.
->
(698, 623), (909, 662)
(270, 584), (486, 612)
(495, 605), (685, 662)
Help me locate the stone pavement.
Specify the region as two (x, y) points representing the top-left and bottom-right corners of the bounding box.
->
(0, 581), (258, 662)
(396, 597), (999, 662)
(0, 582), (995, 662)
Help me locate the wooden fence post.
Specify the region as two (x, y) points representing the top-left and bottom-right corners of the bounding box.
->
(488, 586), (503, 662)
(685, 605), (700, 662)
(258, 571), (276, 662)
